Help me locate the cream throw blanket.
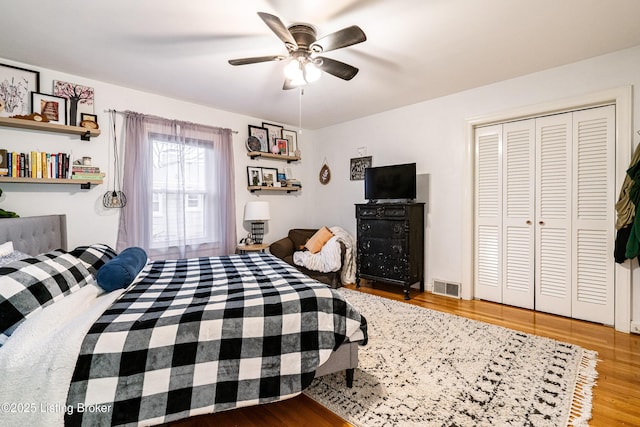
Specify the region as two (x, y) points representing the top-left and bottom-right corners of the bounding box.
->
(293, 226), (356, 285)
(0, 283), (124, 427)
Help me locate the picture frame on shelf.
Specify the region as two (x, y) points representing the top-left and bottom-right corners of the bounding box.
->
(277, 172), (287, 186)
(0, 63), (40, 117)
(247, 166), (262, 186)
(248, 125), (269, 152)
(284, 166), (294, 180)
(31, 92), (67, 125)
(350, 156), (372, 180)
(80, 112), (99, 130)
(262, 122), (283, 147)
(275, 138), (288, 155)
(80, 112), (98, 124)
(282, 129), (298, 156)
(52, 80), (94, 126)
(261, 167), (278, 187)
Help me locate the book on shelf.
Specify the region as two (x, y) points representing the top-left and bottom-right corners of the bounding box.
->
(71, 172), (105, 180)
(1, 150), (71, 179)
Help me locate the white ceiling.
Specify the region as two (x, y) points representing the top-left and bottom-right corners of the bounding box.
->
(2, 0), (640, 129)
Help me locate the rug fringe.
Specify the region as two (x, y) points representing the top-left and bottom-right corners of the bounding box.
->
(567, 349), (598, 427)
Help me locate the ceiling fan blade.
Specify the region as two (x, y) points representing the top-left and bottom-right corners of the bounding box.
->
(257, 12), (297, 47)
(228, 55), (286, 65)
(283, 79), (297, 90)
(316, 57), (359, 80)
(312, 26), (366, 53)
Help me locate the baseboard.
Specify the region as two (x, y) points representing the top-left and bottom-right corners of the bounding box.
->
(631, 321), (640, 334)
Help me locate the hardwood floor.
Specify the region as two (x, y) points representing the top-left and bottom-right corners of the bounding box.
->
(171, 282), (640, 427)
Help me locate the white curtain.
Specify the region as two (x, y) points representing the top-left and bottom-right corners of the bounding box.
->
(116, 111), (236, 259)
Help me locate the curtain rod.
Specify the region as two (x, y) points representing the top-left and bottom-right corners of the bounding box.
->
(104, 109), (239, 134)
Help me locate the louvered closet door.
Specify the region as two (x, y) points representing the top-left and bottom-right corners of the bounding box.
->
(502, 120), (535, 309)
(474, 125), (502, 302)
(534, 113), (573, 317)
(571, 106), (615, 325)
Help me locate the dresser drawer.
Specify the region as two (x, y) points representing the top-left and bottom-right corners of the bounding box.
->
(358, 219), (408, 239)
(356, 205), (408, 219)
(358, 254), (409, 281)
(357, 237), (407, 259)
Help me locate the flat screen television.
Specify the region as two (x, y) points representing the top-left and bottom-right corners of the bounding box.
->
(364, 163), (416, 202)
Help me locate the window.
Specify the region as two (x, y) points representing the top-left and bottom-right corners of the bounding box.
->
(150, 133), (215, 248)
(118, 112), (236, 258)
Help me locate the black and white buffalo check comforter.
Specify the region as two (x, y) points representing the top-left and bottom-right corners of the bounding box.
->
(65, 253), (367, 426)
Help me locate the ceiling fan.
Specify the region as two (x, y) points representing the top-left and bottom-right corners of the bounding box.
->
(228, 12), (366, 89)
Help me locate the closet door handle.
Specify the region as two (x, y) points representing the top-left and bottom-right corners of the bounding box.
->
(526, 220), (532, 225)
(539, 220), (545, 225)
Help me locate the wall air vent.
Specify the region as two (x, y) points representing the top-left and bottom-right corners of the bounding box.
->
(433, 280), (461, 299)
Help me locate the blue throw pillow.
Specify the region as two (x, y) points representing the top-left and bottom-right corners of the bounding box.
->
(96, 247), (147, 292)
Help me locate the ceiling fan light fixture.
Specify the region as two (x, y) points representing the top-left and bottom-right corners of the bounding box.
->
(304, 62), (321, 82)
(284, 57), (321, 85)
(284, 58), (301, 79)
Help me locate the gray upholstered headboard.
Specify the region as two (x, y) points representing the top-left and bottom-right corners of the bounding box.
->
(0, 215), (68, 255)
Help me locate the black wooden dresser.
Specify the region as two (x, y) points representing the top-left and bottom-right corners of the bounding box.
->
(355, 202), (425, 299)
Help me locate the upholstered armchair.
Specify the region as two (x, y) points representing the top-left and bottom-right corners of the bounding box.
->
(269, 228), (347, 288)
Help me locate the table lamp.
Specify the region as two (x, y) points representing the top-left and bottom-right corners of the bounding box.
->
(244, 201), (271, 244)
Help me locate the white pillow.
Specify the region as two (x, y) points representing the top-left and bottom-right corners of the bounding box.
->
(0, 241), (14, 257)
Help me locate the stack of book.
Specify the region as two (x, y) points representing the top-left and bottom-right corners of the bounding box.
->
(0, 150), (72, 179)
(286, 179), (302, 188)
(71, 164), (105, 181)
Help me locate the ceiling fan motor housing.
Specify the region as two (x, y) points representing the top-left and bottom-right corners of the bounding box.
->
(287, 24), (318, 52)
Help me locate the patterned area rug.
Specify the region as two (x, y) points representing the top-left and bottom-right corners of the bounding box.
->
(305, 289), (598, 427)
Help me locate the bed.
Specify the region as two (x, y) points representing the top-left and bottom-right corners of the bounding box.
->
(0, 215), (367, 426)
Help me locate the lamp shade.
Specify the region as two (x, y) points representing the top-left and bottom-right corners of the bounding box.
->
(244, 201), (271, 221)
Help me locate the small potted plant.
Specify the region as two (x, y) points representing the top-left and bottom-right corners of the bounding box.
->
(0, 188), (19, 218)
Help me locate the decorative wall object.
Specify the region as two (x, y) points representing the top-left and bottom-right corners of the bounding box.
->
(0, 63), (40, 117)
(319, 160), (331, 185)
(350, 156), (372, 180)
(246, 135), (261, 152)
(31, 92), (67, 125)
(53, 80), (94, 126)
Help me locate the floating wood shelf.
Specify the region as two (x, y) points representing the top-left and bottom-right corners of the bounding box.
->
(0, 117), (101, 141)
(0, 176), (103, 189)
(246, 151), (300, 163)
(248, 186), (300, 193)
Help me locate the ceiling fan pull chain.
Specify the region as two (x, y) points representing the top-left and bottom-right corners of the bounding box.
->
(298, 88), (303, 135)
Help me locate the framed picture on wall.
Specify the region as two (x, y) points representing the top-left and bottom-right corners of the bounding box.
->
(350, 156), (372, 180)
(247, 166), (262, 186)
(0, 63), (40, 117)
(248, 125), (269, 152)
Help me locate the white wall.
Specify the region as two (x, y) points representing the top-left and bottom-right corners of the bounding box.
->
(3, 44), (640, 324)
(309, 45), (640, 323)
(0, 59), (316, 250)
